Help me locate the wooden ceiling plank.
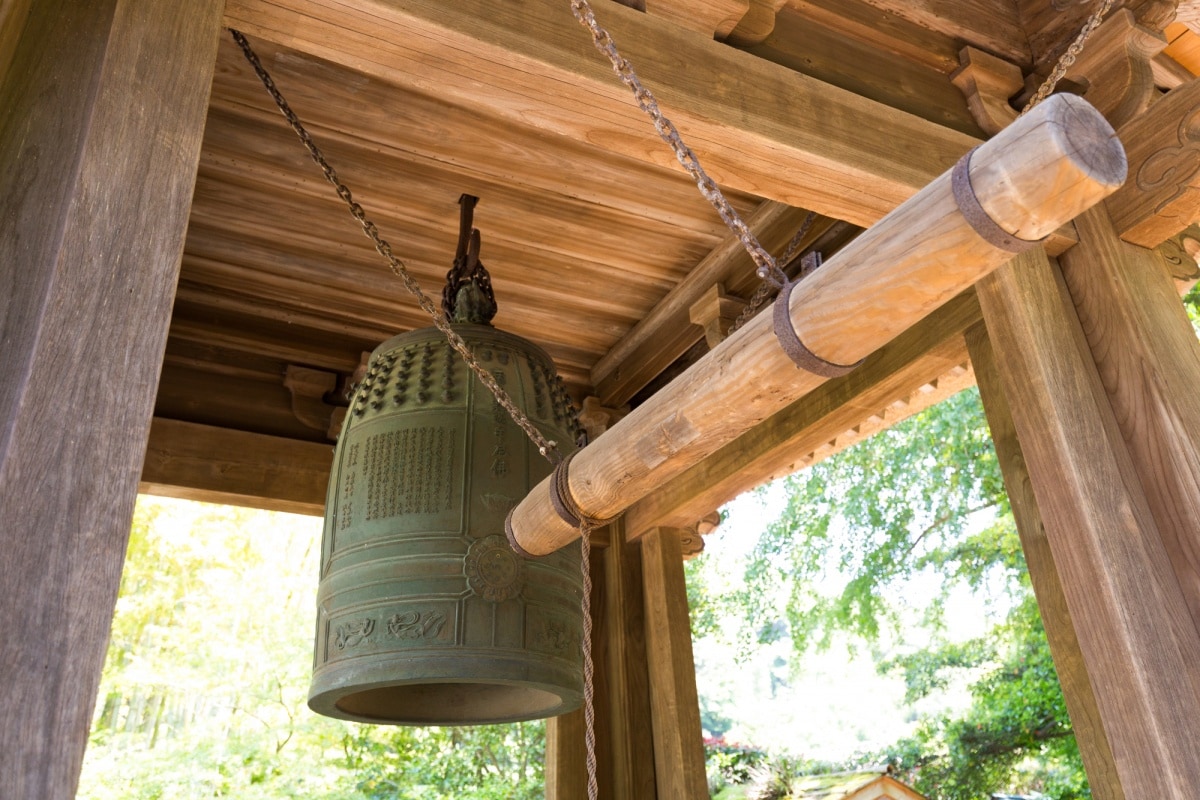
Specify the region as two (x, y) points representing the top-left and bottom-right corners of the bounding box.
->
(622, 290), (980, 536)
(186, 180), (683, 314)
(207, 38), (755, 237)
(223, 0), (980, 227)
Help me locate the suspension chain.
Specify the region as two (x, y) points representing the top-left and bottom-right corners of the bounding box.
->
(229, 30), (562, 465)
(567, 0), (789, 289)
(1021, 0), (1116, 115)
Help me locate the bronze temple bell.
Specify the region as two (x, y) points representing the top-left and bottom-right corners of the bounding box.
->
(309, 197), (584, 725)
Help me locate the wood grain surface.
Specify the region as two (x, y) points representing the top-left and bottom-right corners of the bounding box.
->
(0, 0), (223, 796)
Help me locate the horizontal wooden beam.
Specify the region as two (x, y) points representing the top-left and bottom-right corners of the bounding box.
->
(509, 94), (1126, 556)
(624, 290), (980, 536)
(139, 417), (333, 515)
(223, 0), (979, 228)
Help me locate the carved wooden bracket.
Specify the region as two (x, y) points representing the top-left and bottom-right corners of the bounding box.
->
(695, 511), (722, 536)
(1063, 8), (1166, 128)
(643, 0), (749, 39)
(577, 396), (630, 443)
(951, 46), (1023, 136)
(724, 0), (788, 46)
(1156, 222), (1200, 292)
(688, 283), (748, 349)
(1107, 78), (1200, 248)
(679, 527), (706, 559)
(284, 364), (339, 439)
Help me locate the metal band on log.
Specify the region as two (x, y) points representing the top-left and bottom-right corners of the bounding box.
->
(509, 93), (1128, 557)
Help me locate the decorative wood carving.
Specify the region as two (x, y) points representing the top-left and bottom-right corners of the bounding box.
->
(695, 511), (722, 536)
(1157, 222), (1200, 291)
(678, 528), (705, 560)
(724, 0), (787, 46)
(1063, 8), (1166, 128)
(687, 283), (748, 348)
(951, 46), (1023, 136)
(1108, 77), (1200, 247)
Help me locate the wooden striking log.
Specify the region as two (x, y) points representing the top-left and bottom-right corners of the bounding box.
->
(509, 93), (1127, 556)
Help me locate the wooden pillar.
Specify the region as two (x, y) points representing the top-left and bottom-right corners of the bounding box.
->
(641, 527), (707, 800)
(545, 521), (657, 800)
(966, 324), (1123, 800)
(1058, 206), (1200, 632)
(0, 1), (223, 797)
(602, 520), (658, 799)
(976, 247), (1200, 796)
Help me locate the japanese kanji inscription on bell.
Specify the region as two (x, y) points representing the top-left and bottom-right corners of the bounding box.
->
(309, 322), (584, 725)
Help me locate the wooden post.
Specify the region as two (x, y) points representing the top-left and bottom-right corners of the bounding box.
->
(641, 527), (708, 800)
(1059, 206), (1200, 633)
(966, 324), (1124, 800)
(601, 521), (658, 799)
(511, 92), (1127, 557)
(976, 247), (1200, 796)
(0, 1), (222, 797)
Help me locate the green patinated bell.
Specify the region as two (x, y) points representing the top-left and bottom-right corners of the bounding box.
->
(309, 321), (583, 725)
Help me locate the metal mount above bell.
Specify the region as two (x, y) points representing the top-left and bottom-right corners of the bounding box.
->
(309, 196), (584, 726)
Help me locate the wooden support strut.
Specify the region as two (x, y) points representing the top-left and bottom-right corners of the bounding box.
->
(508, 93), (1127, 557)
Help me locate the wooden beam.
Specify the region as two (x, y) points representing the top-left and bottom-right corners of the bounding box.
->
(139, 418), (334, 516)
(640, 527), (707, 800)
(509, 93), (1126, 556)
(1059, 205), (1200, 635)
(624, 290), (980, 537)
(966, 323), (1124, 800)
(223, 0), (980, 228)
(1107, 77), (1200, 248)
(858, 0), (1029, 66)
(976, 246), (1200, 796)
(0, 0), (223, 796)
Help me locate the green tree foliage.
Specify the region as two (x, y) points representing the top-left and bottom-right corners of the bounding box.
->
(688, 389), (1087, 799)
(80, 497), (543, 799)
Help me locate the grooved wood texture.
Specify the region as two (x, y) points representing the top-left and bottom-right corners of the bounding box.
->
(966, 323), (1125, 800)
(640, 528), (707, 800)
(977, 246), (1200, 797)
(0, 0), (223, 796)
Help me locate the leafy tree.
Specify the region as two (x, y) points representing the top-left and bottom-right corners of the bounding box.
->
(80, 497), (544, 800)
(688, 388), (1085, 798)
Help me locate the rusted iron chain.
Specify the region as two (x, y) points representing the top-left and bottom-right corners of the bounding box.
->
(229, 30), (562, 465)
(1022, 0), (1116, 114)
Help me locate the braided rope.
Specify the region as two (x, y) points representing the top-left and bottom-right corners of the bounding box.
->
(579, 525), (599, 799)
